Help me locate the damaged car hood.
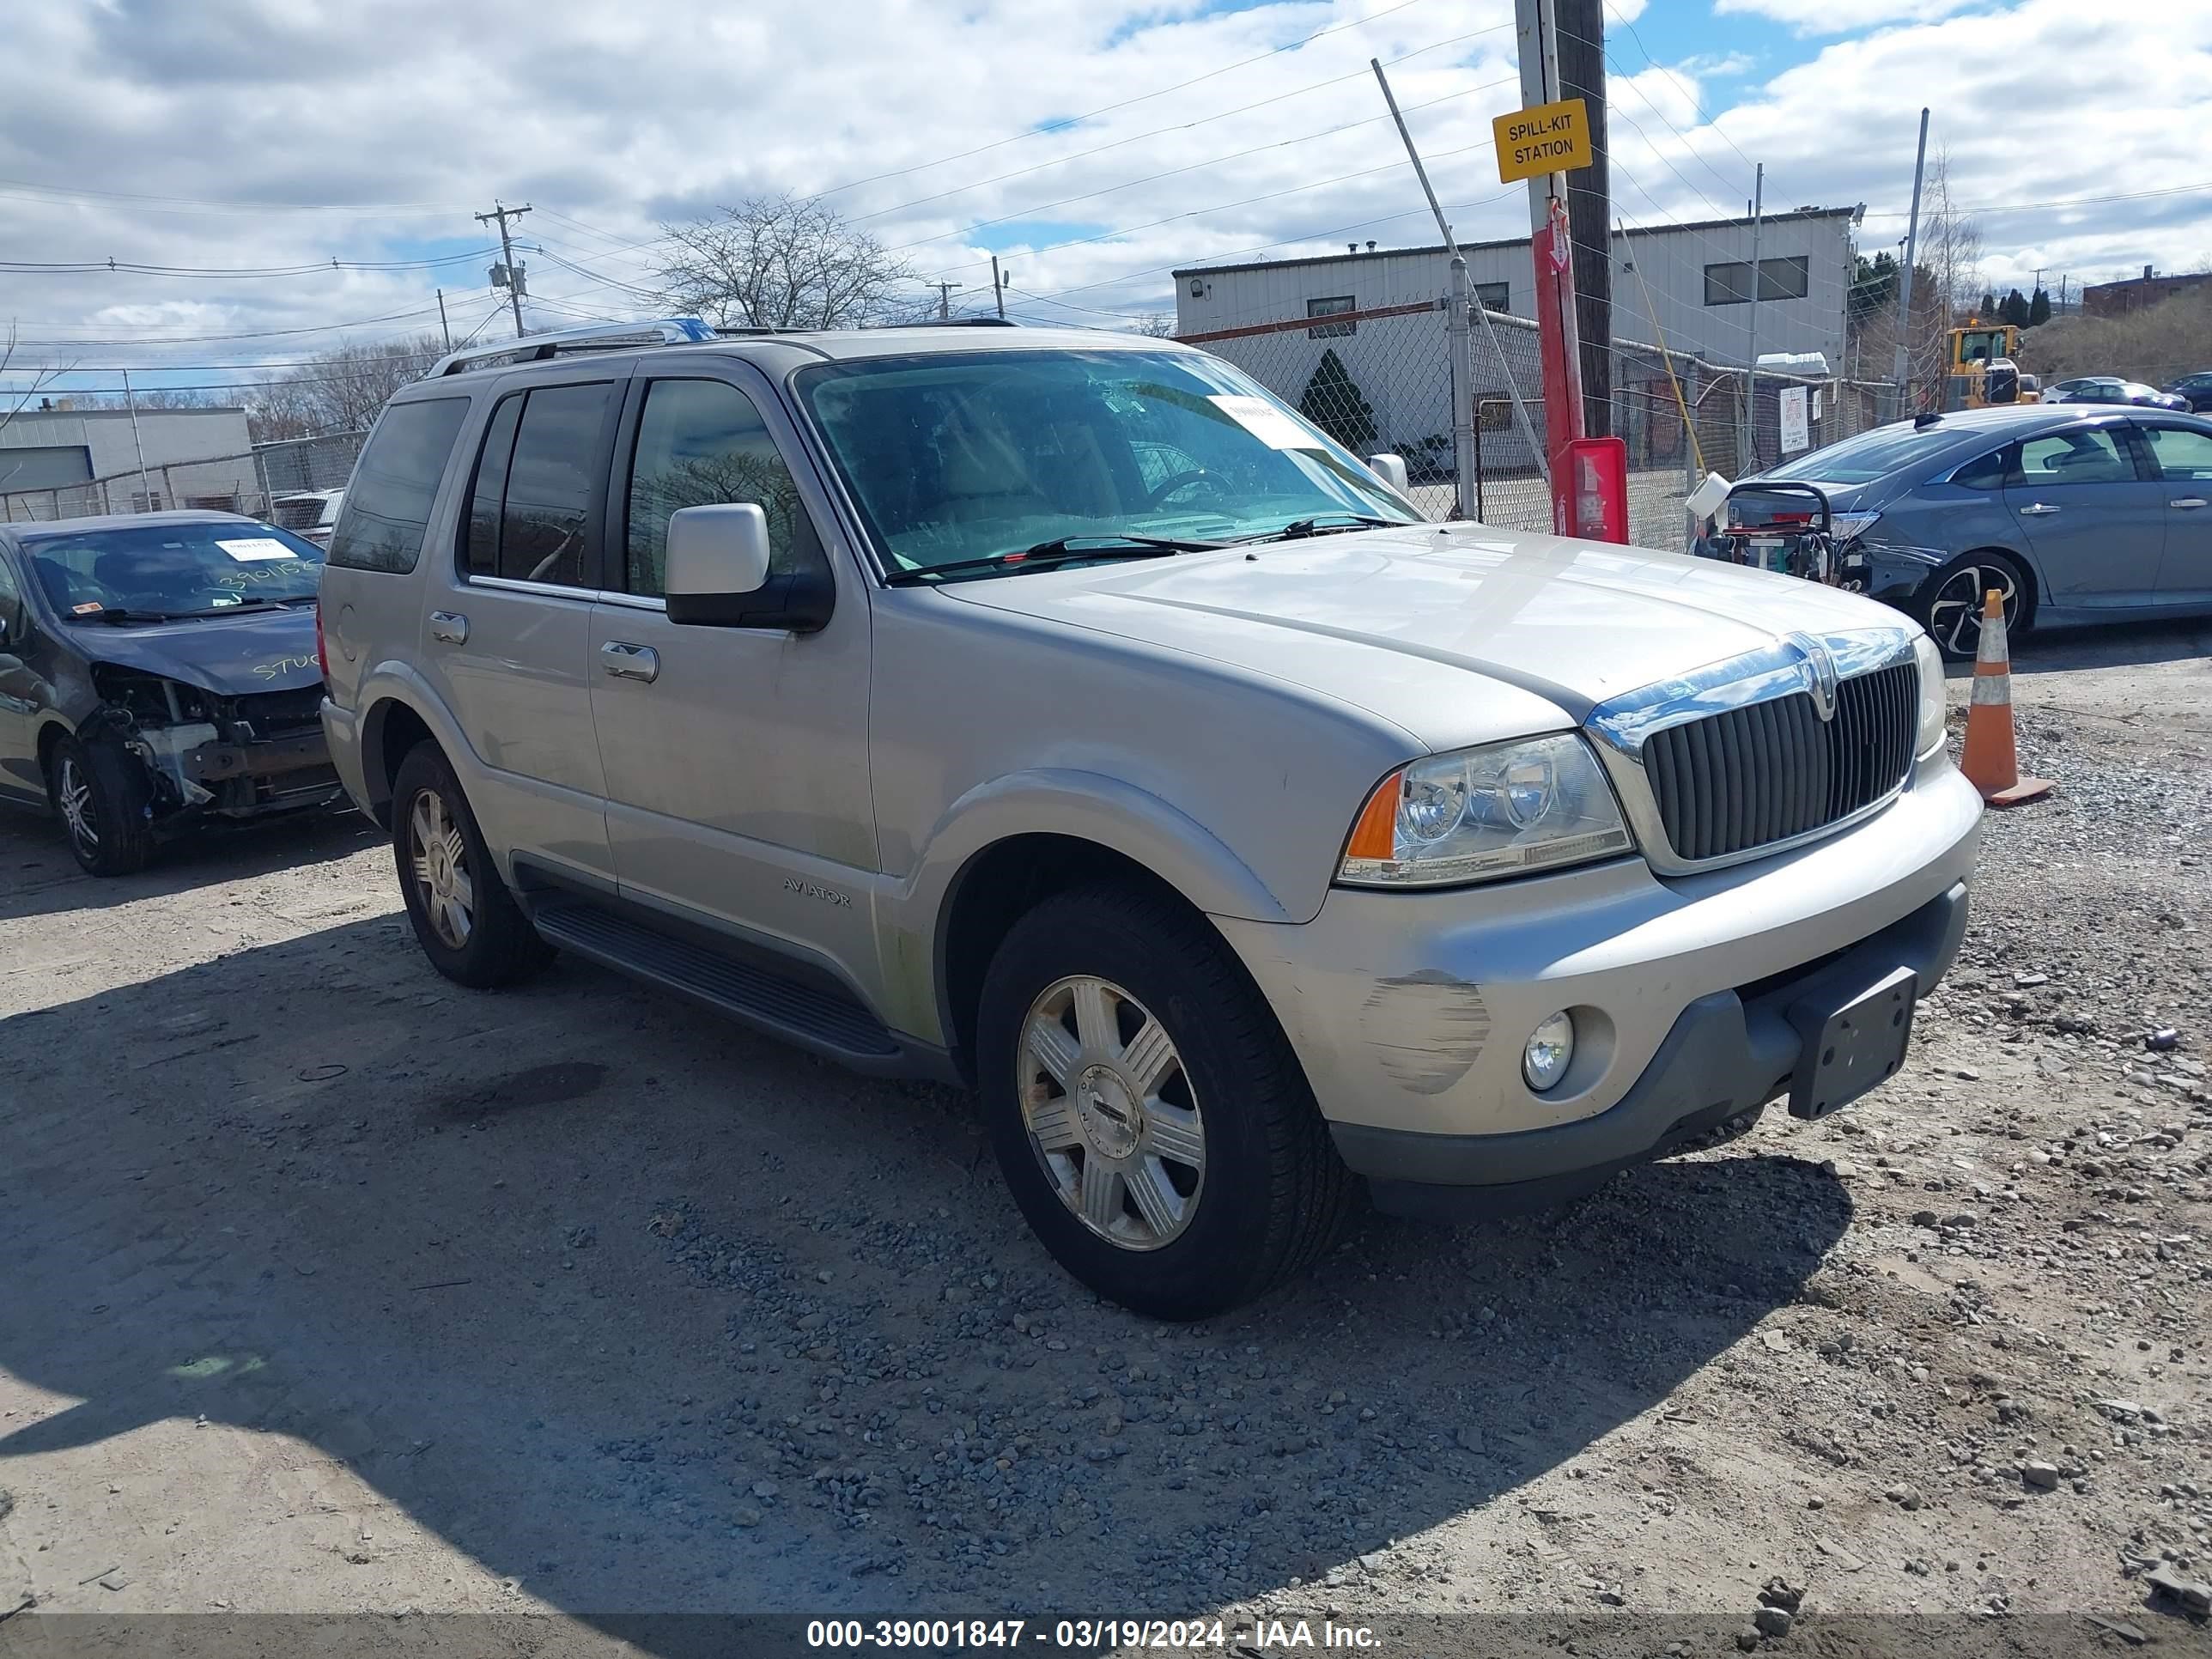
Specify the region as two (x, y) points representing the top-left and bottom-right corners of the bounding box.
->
(943, 521), (1909, 752)
(79, 606), (323, 697)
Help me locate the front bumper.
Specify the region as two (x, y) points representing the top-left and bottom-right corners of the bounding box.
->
(133, 720), (342, 822)
(1215, 757), (1983, 1207)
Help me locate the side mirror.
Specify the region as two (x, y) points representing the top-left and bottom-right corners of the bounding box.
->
(1364, 453), (1410, 494)
(0, 611), (10, 649)
(663, 501), (835, 633)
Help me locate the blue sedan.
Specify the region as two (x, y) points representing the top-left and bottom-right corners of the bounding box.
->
(1740, 404), (2212, 658)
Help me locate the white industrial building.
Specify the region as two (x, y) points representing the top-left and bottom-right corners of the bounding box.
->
(0, 404), (259, 520)
(1173, 207), (1858, 366)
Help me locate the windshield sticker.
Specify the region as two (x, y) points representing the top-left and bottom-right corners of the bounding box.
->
(216, 538), (298, 562)
(72, 600), (106, 615)
(1208, 395), (1319, 451)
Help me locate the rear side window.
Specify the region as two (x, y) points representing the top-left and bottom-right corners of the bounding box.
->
(327, 398), (468, 573)
(2140, 425), (2212, 481)
(461, 381), (614, 588)
(1950, 447), (2010, 490)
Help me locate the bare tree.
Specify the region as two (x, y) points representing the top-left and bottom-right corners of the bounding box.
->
(1126, 314), (1179, 338)
(655, 194), (917, 331)
(241, 334), (445, 441)
(0, 324), (78, 435)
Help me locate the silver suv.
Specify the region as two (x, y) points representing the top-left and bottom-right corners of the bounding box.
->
(319, 318), (1982, 1318)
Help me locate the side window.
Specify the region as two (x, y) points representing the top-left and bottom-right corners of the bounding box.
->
(463, 393), (523, 578)
(1305, 296), (1356, 339)
(2010, 428), (2131, 487)
(1951, 447), (2010, 490)
(326, 398), (469, 574)
(2140, 425), (2212, 481)
(495, 383), (613, 587)
(623, 379), (828, 598)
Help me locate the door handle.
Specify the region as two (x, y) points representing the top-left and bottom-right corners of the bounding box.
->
(2172, 497), (2209, 509)
(600, 641), (659, 684)
(428, 611), (468, 644)
(2017, 503), (2061, 516)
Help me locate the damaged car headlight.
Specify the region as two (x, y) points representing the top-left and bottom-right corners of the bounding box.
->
(1913, 632), (1947, 757)
(1339, 734), (1635, 888)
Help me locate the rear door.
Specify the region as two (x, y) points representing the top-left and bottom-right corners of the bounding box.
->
(414, 374), (623, 884)
(2001, 420), (2167, 612)
(2136, 421), (2212, 611)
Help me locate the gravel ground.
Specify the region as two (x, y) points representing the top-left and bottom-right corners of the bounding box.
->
(1, 617), (2209, 1656)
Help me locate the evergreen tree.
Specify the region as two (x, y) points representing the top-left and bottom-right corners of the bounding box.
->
(2027, 287), (2052, 326)
(1979, 291), (1997, 317)
(1297, 349), (1378, 451)
(1999, 289), (2031, 329)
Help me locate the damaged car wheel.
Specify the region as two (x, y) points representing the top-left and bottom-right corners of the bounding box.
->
(48, 732), (155, 878)
(391, 741), (555, 989)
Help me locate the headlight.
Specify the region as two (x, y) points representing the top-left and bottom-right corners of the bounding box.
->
(1340, 734), (1634, 887)
(1830, 509), (1882, 544)
(1913, 632), (1947, 756)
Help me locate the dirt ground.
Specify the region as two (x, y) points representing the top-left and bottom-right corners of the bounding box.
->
(3, 618), (2209, 1658)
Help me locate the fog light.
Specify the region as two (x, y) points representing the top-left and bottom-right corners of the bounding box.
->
(1522, 1012), (1576, 1091)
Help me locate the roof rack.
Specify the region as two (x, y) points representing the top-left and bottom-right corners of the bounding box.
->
(705, 317), (1022, 337)
(428, 318), (715, 378)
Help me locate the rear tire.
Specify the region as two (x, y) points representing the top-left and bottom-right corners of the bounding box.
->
(1917, 550), (2028, 660)
(391, 741), (554, 989)
(976, 881), (1352, 1320)
(48, 732), (156, 878)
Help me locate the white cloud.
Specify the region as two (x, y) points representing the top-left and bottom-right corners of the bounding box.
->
(1711, 0), (1986, 32)
(0, 0), (2205, 386)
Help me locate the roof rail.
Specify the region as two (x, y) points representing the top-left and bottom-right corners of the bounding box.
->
(428, 318), (715, 378)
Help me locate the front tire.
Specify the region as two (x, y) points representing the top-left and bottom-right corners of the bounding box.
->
(48, 733), (155, 878)
(1917, 550), (2028, 660)
(976, 881), (1352, 1320)
(391, 742), (554, 989)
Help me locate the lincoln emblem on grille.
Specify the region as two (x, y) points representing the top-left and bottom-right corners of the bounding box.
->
(1788, 632), (1840, 722)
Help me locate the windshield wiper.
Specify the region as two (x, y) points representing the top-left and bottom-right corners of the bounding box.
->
(77, 605), (185, 624)
(1237, 514), (1401, 544)
(884, 533), (1226, 586)
(161, 599), (306, 620)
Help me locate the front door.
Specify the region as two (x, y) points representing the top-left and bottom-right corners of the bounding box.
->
(586, 364), (877, 988)
(412, 377), (622, 883)
(0, 546), (44, 803)
(2135, 422), (2212, 611)
(2002, 422), (2168, 612)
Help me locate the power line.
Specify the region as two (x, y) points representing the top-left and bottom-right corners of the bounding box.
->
(0, 247), (501, 279)
(813, 0), (1438, 199)
(1859, 179), (2212, 219)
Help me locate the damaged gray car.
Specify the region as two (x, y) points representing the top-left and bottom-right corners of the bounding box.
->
(0, 511), (341, 876)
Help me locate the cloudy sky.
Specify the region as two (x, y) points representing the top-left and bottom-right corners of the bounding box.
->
(3, 0), (2208, 400)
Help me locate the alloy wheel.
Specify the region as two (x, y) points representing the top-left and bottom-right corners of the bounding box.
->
(1017, 975), (1206, 1251)
(57, 756), (98, 854)
(407, 787), (475, 950)
(1926, 563), (2020, 658)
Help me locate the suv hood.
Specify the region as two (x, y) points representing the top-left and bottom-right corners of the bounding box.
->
(80, 605), (323, 698)
(944, 522), (1910, 752)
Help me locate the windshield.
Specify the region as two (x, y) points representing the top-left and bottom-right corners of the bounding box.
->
(1750, 421), (1968, 485)
(794, 348), (1420, 575)
(24, 521), (324, 618)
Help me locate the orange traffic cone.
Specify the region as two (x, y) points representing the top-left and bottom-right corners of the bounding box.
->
(1959, 588), (2052, 808)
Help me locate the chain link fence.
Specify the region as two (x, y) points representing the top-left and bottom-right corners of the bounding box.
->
(0, 432), (369, 526)
(1182, 297), (1892, 550)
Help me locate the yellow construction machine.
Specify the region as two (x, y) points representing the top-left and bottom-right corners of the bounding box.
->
(1945, 319), (2036, 409)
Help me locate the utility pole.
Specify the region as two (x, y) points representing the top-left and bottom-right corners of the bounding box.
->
(1889, 109), (1929, 419)
(990, 257), (1007, 319)
(1372, 57), (1546, 515)
(120, 368), (153, 512)
(436, 287), (453, 351)
(1516, 0), (1587, 514)
(1555, 0), (1610, 438)
(933, 282), (962, 321)
(475, 200), (532, 338)
(1741, 161), (1764, 473)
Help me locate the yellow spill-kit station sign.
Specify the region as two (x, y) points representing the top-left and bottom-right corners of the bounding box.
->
(1493, 97), (1593, 184)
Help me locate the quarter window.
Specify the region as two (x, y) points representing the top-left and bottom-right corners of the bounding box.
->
(2140, 425), (2212, 481)
(623, 379), (826, 598)
(461, 382), (613, 587)
(1951, 447), (2010, 490)
(1306, 296), (1356, 338)
(326, 398), (468, 574)
(2010, 428), (2132, 486)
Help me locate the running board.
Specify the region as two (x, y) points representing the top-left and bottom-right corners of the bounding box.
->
(529, 893), (902, 1066)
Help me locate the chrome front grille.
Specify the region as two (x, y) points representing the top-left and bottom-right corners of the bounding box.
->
(1641, 662), (1918, 864)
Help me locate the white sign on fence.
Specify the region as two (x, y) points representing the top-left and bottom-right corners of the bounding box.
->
(1778, 385), (1811, 454)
